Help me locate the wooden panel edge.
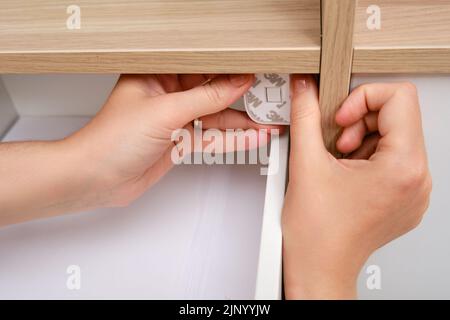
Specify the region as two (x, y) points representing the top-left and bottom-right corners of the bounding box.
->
(353, 48), (450, 73)
(0, 77), (18, 138)
(319, 0), (357, 157)
(0, 49), (320, 74)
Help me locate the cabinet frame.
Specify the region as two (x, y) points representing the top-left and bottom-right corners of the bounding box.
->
(1, 0), (450, 299)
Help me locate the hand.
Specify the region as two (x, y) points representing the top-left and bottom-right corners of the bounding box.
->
(282, 75), (432, 299)
(67, 74), (281, 207)
(0, 74), (281, 226)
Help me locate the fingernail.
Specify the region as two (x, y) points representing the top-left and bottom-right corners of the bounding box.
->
(229, 74), (251, 87)
(295, 78), (308, 93)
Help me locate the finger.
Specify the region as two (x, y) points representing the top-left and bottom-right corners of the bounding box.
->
(337, 112), (378, 154)
(161, 74), (254, 128)
(115, 75), (176, 97)
(154, 74), (182, 93)
(336, 119), (366, 154)
(347, 134), (380, 160)
(199, 108), (283, 132)
(336, 82), (423, 154)
(205, 128), (271, 153)
(114, 74), (164, 98)
(336, 83), (402, 126)
(117, 74), (220, 98)
(173, 124), (271, 156)
(179, 74), (217, 91)
(363, 111), (378, 132)
(289, 74), (328, 163)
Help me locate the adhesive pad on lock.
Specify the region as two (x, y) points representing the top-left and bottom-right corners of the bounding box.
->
(244, 74), (290, 125)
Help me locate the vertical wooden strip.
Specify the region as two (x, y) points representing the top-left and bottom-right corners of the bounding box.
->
(0, 78), (18, 139)
(319, 0), (356, 157)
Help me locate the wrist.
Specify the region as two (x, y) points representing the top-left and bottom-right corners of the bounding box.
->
(57, 136), (113, 211)
(284, 267), (358, 300)
(283, 240), (365, 300)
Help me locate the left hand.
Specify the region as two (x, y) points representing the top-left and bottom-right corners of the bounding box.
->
(67, 74), (280, 207)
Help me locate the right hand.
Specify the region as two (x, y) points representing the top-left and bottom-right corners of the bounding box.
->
(282, 75), (432, 299)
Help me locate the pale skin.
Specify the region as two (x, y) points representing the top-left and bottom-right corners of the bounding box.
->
(0, 74), (279, 224)
(283, 75), (432, 299)
(0, 74), (431, 299)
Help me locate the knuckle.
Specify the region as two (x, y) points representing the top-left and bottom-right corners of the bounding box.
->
(351, 83), (365, 94)
(346, 97), (362, 119)
(398, 81), (418, 96)
(355, 83), (372, 99)
(203, 81), (225, 107)
(423, 193), (431, 213)
(410, 214), (424, 231)
(425, 174), (433, 195)
(394, 160), (428, 191)
(407, 203), (428, 232)
(412, 195), (430, 229)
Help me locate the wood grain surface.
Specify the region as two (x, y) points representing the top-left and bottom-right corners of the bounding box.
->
(354, 0), (450, 73)
(0, 0), (320, 73)
(319, 0), (356, 157)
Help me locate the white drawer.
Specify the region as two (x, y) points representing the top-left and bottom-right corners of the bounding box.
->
(0, 75), (288, 299)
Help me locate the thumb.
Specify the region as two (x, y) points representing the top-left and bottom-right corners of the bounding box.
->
(162, 74), (254, 128)
(290, 75), (328, 162)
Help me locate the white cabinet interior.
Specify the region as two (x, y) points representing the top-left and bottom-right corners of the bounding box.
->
(0, 75), (288, 299)
(353, 75), (450, 299)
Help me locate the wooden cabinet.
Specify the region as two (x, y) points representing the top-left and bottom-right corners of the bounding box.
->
(0, 0), (321, 73)
(0, 0), (449, 299)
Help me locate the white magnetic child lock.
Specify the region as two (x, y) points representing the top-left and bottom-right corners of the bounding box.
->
(244, 74), (290, 125)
